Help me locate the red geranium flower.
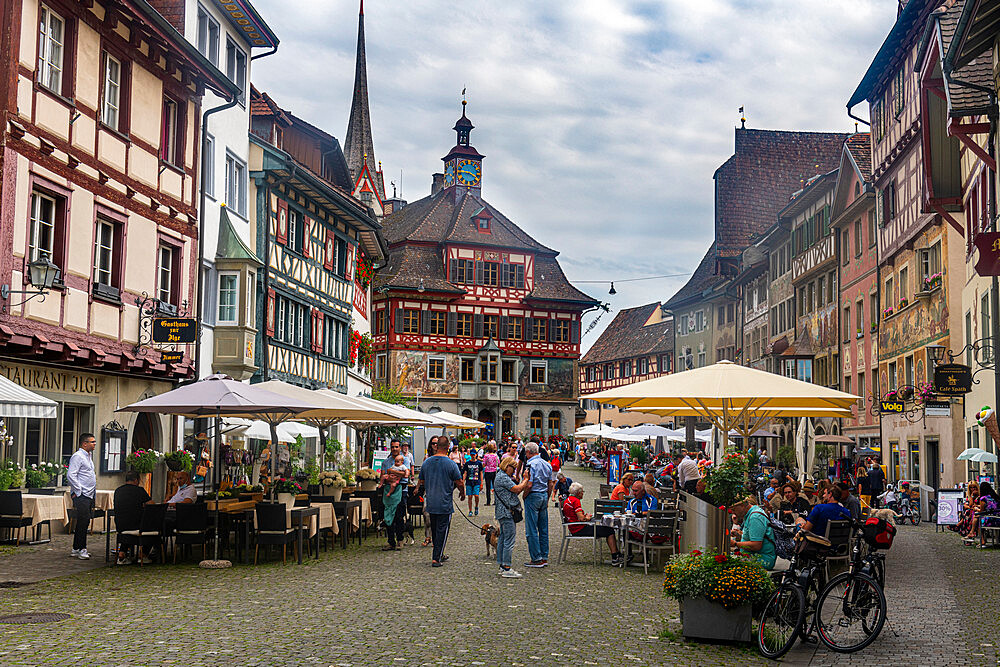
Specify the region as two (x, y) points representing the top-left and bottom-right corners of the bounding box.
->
(714, 554), (727, 563)
(692, 549), (702, 557)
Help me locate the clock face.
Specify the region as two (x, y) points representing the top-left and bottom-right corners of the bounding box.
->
(457, 159), (481, 186)
(444, 161), (455, 186)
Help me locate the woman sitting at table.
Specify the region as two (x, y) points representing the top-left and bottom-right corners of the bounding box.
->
(610, 473), (635, 501)
(562, 483), (623, 565)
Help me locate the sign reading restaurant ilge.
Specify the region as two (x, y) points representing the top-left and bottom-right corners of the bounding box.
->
(152, 318), (197, 344)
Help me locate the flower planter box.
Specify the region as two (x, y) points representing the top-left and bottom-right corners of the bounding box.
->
(359, 480), (378, 492)
(679, 597), (752, 642)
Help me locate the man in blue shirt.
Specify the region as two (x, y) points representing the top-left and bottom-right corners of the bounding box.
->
(802, 486), (852, 537)
(523, 442), (555, 567)
(419, 436), (465, 567)
(626, 481), (658, 515)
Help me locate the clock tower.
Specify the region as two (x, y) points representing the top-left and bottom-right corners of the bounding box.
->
(442, 100), (485, 202)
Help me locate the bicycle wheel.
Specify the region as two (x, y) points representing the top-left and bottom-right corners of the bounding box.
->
(815, 572), (886, 652)
(757, 583), (806, 659)
(910, 509), (920, 525)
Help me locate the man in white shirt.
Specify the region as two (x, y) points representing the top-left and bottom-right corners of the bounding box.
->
(66, 433), (98, 560)
(166, 471), (197, 505)
(677, 451), (702, 494)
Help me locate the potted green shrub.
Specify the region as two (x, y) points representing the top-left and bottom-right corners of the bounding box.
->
(0, 460), (24, 491)
(25, 461), (63, 491)
(164, 450), (194, 472)
(126, 449), (162, 473)
(664, 549), (774, 642)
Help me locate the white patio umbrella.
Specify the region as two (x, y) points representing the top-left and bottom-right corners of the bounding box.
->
(427, 410), (486, 429)
(243, 420), (299, 443)
(968, 450), (999, 464)
(574, 424), (619, 439)
(958, 447), (988, 461)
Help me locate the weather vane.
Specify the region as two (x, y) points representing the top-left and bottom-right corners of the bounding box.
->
(739, 106), (746, 129)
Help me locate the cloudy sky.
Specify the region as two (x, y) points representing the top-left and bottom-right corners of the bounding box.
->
(252, 0), (897, 350)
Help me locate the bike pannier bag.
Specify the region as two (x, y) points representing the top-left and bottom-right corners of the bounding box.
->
(862, 517), (896, 549)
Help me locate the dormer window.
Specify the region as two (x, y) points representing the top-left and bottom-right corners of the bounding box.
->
(472, 207), (493, 233)
(477, 217), (490, 231)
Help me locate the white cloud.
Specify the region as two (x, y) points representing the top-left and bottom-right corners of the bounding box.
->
(250, 0), (897, 350)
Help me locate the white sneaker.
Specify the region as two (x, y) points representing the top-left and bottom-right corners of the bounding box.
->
(140, 555), (153, 565)
(77, 549), (91, 560)
(69, 549), (81, 557)
(501, 568), (522, 578)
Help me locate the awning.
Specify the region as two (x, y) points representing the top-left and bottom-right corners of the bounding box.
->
(0, 374), (58, 419)
(815, 434), (854, 444)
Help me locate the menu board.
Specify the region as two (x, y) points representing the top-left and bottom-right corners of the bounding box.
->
(936, 490), (965, 526)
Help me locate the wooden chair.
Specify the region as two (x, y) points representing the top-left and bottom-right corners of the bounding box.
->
(599, 484), (614, 499)
(624, 509), (679, 574)
(593, 498), (624, 519)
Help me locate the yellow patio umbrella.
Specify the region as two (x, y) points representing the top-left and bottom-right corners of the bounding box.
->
(583, 360), (859, 438)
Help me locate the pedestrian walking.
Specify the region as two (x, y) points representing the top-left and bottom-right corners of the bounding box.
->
(866, 460), (886, 509)
(66, 432), (98, 560)
(494, 455), (531, 577)
(482, 441), (499, 506)
(382, 439), (409, 550)
(419, 436), (465, 567)
(522, 443), (555, 568)
(463, 449), (483, 516)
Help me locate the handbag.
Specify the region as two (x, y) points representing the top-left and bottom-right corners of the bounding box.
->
(498, 493), (522, 523)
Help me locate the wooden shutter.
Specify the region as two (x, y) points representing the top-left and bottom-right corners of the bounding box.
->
(570, 320), (581, 344)
(394, 309), (403, 333)
(420, 310), (431, 335)
(337, 239), (348, 277)
(449, 259), (458, 283)
(341, 321), (349, 359)
(499, 264), (508, 288)
(524, 317), (534, 341)
(276, 199), (288, 245)
(548, 319), (557, 342)
(302, 217), (311, 258)
(266, 288), (275, 336)
(475, 260), (484, 285)
(516, 265), (525, 289)
(447, 311), (457, 336)
(473, 313), (484, 338)
(323, 229), (335, 270)
(499, 315), (508, 340)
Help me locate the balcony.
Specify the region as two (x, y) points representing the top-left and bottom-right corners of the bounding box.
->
(458, 382), (518, 402)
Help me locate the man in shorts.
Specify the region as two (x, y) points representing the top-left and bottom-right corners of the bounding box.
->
(463, 449), (484, 516)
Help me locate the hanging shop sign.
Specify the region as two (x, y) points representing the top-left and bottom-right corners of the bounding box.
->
(933, 364), (972, 395)
(161, 351), (184, 364)
(924, 401), (951, 418)
(974, 233), (1000, 276)
(879, 399), (905, 414)
(152, 318), (197, 344)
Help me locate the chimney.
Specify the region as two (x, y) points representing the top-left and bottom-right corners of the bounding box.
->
(431, 173), (444, 195)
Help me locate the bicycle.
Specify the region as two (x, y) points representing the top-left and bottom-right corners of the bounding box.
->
(813, 520), (888, 653)
(897, 495), (920, 525)
(756, 529), (833, 659)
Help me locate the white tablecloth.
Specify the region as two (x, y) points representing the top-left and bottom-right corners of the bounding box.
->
(62, 489), (114, 531)
(21, 494), (66, 527)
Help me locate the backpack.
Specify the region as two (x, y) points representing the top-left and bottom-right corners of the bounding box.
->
(862, 517), (896, 549)
(759, 509), (796, 561)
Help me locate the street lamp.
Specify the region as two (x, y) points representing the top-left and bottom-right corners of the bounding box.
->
(1, 253), (61, 312)
(926, 344), (945, 368)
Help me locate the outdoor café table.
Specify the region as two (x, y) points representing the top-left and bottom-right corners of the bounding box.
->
(600, 513), (645, 567)
(62, 489), (114, 532)
(290, 506), (320, 564)
(20, 493), (66, 544)
(216, 501), (256, 564)
(333, 500), (363, 548)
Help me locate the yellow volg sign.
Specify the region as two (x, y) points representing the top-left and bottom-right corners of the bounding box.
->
(880, 400), (904, 414)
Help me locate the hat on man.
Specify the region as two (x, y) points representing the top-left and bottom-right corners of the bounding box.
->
(802, 479), (816, 494)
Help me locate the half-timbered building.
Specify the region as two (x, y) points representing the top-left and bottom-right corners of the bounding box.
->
(372, 105), (598, 439)
(0, 0), (237, 483)
(848, 0), (964, 487)
(249, 88), (382, 392)
(578, 303), (673, 429)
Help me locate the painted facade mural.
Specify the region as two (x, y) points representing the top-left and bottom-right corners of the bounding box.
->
(879, 297), (949, 359)
(519, 358), (575, 400)
(394, 351), (460, 396)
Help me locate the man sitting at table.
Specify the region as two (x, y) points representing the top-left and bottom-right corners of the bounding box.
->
(562, 483), (622, 565)
(626, 481), (658, 515)
(113, 470), (151, 565)
(166, 471), (197, 505)
(553, 472), (573, 505)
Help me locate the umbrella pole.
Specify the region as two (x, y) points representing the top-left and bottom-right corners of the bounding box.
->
(200, 409), (231, 568)
(269, 421), (279, 500)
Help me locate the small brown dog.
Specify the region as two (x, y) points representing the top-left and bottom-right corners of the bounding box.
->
(481, 523), (499, 556)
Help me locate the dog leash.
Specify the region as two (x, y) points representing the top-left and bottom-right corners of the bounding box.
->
(453, 498), (486, 531)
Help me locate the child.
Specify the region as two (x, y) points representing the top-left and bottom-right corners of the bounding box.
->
(379, 454), (410, 493)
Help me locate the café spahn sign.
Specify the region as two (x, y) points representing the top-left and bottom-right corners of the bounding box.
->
(934, 364), (972, 395)
(152, 318), (197, 344)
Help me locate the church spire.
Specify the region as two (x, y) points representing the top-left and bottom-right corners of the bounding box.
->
(344, 0), (381, 197)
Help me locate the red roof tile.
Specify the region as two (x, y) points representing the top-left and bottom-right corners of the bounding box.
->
(844, 133), (872, 180)
(581, 303), (673, 365)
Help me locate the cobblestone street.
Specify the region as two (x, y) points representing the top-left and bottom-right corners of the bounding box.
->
(0, 468), (997, 666)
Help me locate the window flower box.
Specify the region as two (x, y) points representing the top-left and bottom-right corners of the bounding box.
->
(882, 307), (894, 318)
(898, 298), (909, 309)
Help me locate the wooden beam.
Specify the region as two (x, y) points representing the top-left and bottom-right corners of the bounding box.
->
(948, 118), (997, 171)
(929, 200), (965, 236)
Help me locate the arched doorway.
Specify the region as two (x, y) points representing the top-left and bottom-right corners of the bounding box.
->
(461, 409), (473, 418)
(132, 412), (157, 453)
(547, 411), (561, 439)
(478, 409), (495, 438)
(529, 410), (543, 437)
(501, 410), (513, 435)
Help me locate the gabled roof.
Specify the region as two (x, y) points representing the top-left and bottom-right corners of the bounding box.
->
(250, 85), (291, 125)
(374, 246), (464, 294)
(778, 169), (839, 221)
(381, 189), (554, 253)
(581, 303), (673, 365)
(714, 128), (847, 259)
(525, 256), (598, 305)
(844, 132), (872, 179)
(935, 0), (995, 117)
(663, 243), (725, 310)
(947, 0), (1000, 71)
